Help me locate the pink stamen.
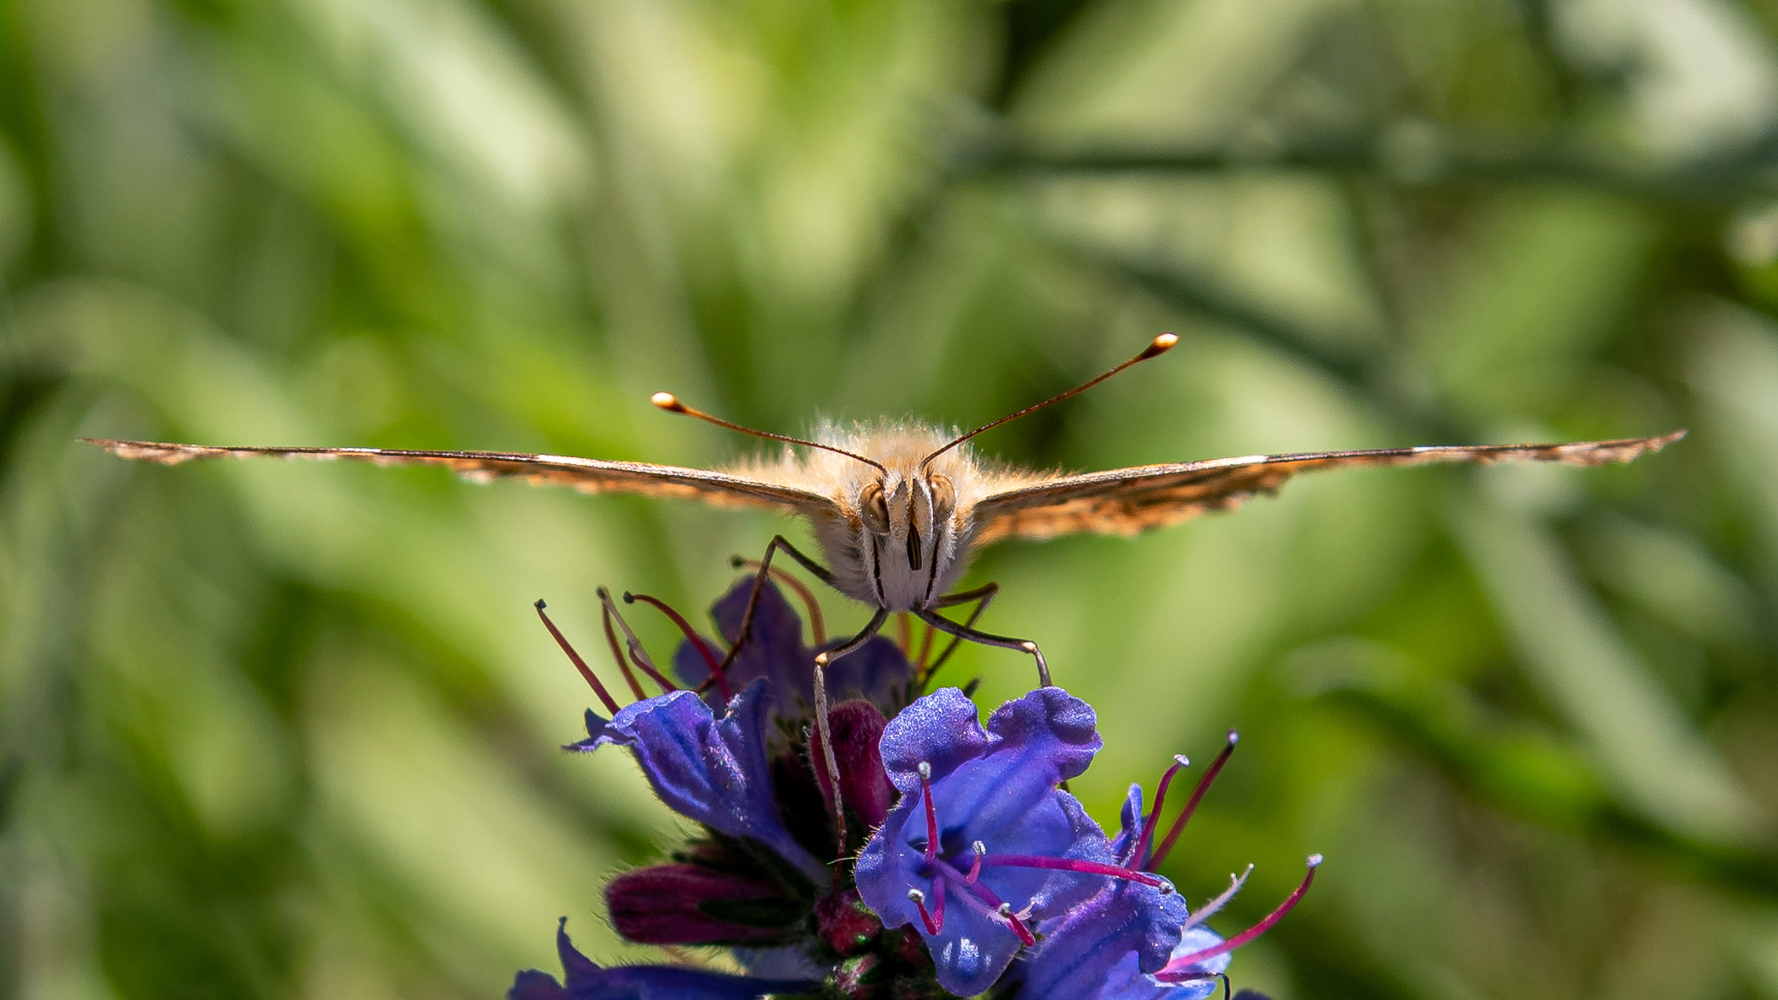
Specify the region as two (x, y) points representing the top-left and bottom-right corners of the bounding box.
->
(598, 588), (678, 694)
(600, 603), (648, 701)
(965, 841), (984, 885)
(535, 600), (621, 716)
(1157, 855), (1322, 981)
(1134, 753), (1191, 867)
(935, 865), (1036, 946)
(626, 592), (728, 700)
(1148, 730), (1238, 871)
(979, 854), (1171, 890)
(918, 762), (940, 865)
(908, 888), (943, 935)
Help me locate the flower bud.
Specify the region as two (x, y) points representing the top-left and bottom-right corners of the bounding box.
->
(605, 863), (803, 946)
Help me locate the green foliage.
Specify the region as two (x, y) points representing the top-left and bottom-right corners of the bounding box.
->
(3, 0), (1777, 997)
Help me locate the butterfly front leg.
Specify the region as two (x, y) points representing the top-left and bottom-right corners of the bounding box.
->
(915, 603), (1050, 688)
(916, 583), (1000, 688)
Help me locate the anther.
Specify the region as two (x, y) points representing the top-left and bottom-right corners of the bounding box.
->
(917, 762), (932, 779)
(966, 841), (986, 885)
(535, 599), (621, 716)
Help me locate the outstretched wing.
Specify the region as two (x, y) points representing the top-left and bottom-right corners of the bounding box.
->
(969, 431), (1686, 545)
(84, 439), (838, 515)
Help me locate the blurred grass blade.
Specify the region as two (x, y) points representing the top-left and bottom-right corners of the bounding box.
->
(1451, 500), (1763, 847)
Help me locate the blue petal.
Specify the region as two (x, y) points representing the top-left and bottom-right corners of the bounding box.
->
(875, 687), (990, 797)
(1111, 784), (1145, 865)
(1018, 871), (1192, 1000)
(857, 687), (1113, 997)
(508, 920), (820, 1000)
(567, 680), (826, 882)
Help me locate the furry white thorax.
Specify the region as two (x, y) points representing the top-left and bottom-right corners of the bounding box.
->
(727, 421), (1014, 611)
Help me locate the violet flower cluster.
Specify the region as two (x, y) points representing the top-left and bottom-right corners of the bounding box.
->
(511, 576), (1318, 1000)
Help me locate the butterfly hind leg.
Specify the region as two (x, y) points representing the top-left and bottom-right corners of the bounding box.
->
(914, 605), (1050, 688)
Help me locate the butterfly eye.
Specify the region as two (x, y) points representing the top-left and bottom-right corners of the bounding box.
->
(928, 473), (956, 523)
(859, 481), (890, 534)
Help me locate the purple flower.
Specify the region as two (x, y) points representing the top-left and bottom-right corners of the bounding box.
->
(854, 687), (1176, 997)
(569, 679), (827, 883)
(508, 919), (819, 1000)
(1013, 786), (1208, 1000)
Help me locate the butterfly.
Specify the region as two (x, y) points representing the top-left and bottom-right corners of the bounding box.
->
(86, 334), (1683, 688)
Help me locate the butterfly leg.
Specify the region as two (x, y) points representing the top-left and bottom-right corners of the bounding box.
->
(716, 535), (837, 684)
(914, 607), (1050, 688)
(918, 583), (1000, 687)
(809, 607), (890, 869)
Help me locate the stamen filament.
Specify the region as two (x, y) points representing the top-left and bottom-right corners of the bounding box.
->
(1148, 730), (1238, 871)
(979, 854), (1169, 889)
(918, 762), (939, 865)
(907, 889), (943, 936)
(965, 841), (985, 885)
(600, 602), (648, 701)
(1134, 753), (1190, 867)
(936, 865), (1035, 945)
(535, 600), (621, 716)
(625, 591), (728, 701)
(1157, 856), (1322, 980)
(597, 588), (679, 694)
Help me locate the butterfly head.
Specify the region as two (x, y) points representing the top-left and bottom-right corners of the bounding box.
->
(832, 436), (972, 612)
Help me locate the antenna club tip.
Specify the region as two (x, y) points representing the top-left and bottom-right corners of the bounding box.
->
(1139, 333), (1180, 359)
(651, 392), (683, 411)
(621, 591), (637, 604)
(534, 599), (547, 610)
(1307, 853), (1324, 868)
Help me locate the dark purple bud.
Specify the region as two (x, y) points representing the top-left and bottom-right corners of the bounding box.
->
(808, 700), (895, 829)
(605, 863), (803, 946)
(815, 888), (883, 956)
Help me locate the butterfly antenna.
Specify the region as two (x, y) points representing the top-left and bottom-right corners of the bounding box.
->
(921, 333), (1178, 470)
(653, 393), (886, 472)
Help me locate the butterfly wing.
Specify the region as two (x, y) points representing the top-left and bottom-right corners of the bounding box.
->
(85, 439), (838, 514)
(968, 430), (1686, 545)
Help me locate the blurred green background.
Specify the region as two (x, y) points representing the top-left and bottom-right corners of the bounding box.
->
(4, 0), (1778, 997)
